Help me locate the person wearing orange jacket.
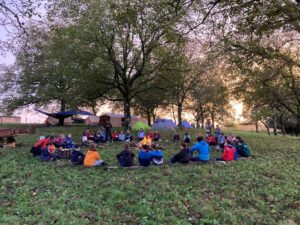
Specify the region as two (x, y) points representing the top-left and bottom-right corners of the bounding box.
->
(84, 143), (106, 167)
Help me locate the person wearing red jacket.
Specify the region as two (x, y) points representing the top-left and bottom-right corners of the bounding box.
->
(216, 140), (236, 161)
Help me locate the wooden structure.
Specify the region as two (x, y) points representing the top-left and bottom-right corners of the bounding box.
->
(84, 116), (100, 126)
(0, 116), (21, 124)
(0, 126), (36, 148)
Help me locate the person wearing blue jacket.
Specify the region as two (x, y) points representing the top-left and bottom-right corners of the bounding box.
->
(138, 145), (153, 167)
(150, 144), (164, 165)
(190, 136), (210, 162)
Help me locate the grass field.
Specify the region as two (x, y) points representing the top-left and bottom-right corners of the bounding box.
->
(0, 125), (299, 225)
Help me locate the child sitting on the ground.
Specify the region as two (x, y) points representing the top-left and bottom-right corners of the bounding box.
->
(40, 142), (59, 162)
(206, 134), (217, 146)
(173, 132), (180, 142)
(54, 134), (65, 148)
(84, 143), (106, 167)
(183, 132), (191, 144)
(216, 140), (237, 162)
(171, 143), (190, 164)
(137, 128), (145, 141)
(236, 139), (251, 157)
(116, 143), (135, 167)
(138, 145), (153, 167)
(150, 144), (164, 165)
(125, 130), (133, 142)
(112, 131), (119, 141)
(217, 133), (225, 149)
(118, 131), (126, 142)
(65, 134), (75, 149)
(190, 136), (210, 163)
(153, 131), (161, 142)
(71, 148), (85, 165)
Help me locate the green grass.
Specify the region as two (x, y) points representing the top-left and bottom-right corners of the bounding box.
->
(0, 126), (299, 225)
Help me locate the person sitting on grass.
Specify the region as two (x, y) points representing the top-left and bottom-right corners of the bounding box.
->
(54, 134), (65, 148)
(150, 144), (164, 165)
(40, 141), (59, 162)
(206, 134), (217, 146)
(173, 132), (180, 142)
(190, 136), (210, 163)
(153, 131), (161, 142)
(125, 130), (133, 142)
(118, 131), (126, 142)
(216, 140), (237, 162)
(183, 132), (191, 144)
(71, 148), (85, 165)
(112, 131), (119, 141)
(65, 134), (75, 149)
(147, 131), (153, 139)
(137, 128), (145, 141)
(116, 143), (135, 167)
(217, 133), (225, 150)
(138, 145), (153, 167)
(84, 143), (106, 167)
(83, 128), (90, 139)
(31, 136), (53, 156)
(236, 139), (251, 157)
(170, 143), (190, 164)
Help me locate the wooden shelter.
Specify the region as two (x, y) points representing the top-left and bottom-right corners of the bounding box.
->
(84, 116), (100, 126)
(0, 116), (21, 124)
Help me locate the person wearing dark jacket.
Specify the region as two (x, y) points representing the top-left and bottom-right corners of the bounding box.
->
(116, 144), (135, 167)
(105, 122), (112, 142)
(171, 143), (190, 164)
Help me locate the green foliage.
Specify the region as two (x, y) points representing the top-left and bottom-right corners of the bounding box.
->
(0, 126), (299, 224)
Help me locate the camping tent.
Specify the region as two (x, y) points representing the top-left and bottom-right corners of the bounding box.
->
(151, 122), (176, 132)
(99, 113), (147, 127)
(45, 117), (73, 126)
(181, 121), (192, 128)
(132, 121), (151, 131)
(154, 118), (177, 128)
(84, 116), (100, 126)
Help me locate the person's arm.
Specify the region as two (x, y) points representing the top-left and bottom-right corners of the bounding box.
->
(95, 152), (101, 160)
(190, 144), (197, 153)
(116, 151), (122, 159)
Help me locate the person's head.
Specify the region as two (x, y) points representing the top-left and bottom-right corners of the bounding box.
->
(86, 128), (90, 131)
(235, 136), (241, 140)
(155, 130), (158, 133)
(140, 128), (143, 131)
(221, 133), (224, 136)
(126, 129), (130, 133)
(123, 143), (130, 151)
(227, 140), (233, 145)
(185, 132), (188, 135)
(151, 143), (157, 150)
(90, 143), (97, 151)
(180, 143), (187, 150)
(67, 133), (71, 138)
(142, 144), (149, 151)
(197, 136), (203, 142)
(239, 139), (244, 144)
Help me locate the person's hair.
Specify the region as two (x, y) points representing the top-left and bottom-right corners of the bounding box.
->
(197, 136), (203, 142)
(235, 136), (241, 140)
(90, 143), (97, 150)
(151, 143), (157, 149)
(227, 140), (233, 145)
(124, 143), (129, 150)
(239, 139), (244, 143)
(49, 136), (55, 140)
(181, 143), (187, 149)
(142, 144), (149, 150)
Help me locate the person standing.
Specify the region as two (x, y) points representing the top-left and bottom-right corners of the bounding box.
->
(105, 121), (112, 142)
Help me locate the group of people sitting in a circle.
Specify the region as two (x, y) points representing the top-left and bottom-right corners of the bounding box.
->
(30, 126), (252, 168)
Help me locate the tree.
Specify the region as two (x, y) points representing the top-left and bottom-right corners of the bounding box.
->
(47, 0), (211, 129)
(0, 27), (107, 125)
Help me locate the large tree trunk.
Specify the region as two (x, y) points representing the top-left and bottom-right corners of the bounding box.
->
(123, 99), (131, 130)
(195, 117), (200, 128)
(177, 103), (183, 129)
(152, 114), (156, 125)
(255, 121), (259, 133)
(273, 116), (277, 135)
(58, 99), (66, 126)
(146, 111), (151, 126)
